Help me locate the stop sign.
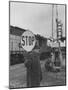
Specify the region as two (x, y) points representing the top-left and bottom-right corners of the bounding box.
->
(21, 30), (36, 52)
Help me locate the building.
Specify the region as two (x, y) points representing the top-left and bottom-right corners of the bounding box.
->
(10, 26), (48, 54)
(9, 26), (26, 53)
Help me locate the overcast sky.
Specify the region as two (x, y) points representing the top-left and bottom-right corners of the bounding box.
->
(10, 2), (65, 38)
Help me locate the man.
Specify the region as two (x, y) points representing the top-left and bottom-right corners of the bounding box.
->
(24, 51), (42, 87)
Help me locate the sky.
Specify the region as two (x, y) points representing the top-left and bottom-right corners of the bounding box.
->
(10, 2), (65, 38)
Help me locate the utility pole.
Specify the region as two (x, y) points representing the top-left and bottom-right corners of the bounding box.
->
(51, 4), (54, 48)
(56, 5), (63, 66)
(52, 4), (54, 38)
(56, 5), (58, 40)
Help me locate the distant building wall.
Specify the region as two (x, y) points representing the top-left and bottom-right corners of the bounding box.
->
(9, 26), (47, 52)
(9, 34), (24, 51)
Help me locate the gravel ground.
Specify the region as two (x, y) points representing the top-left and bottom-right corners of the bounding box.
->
(9, 61), (66, 89)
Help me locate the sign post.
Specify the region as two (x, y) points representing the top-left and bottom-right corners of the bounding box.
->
(21, 30), (42, 87)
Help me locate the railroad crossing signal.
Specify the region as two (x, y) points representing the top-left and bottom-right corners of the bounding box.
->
(56, 19), (63, 40)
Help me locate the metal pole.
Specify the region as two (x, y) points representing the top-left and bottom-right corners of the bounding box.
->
(56, 5), (62, 66)
(56, 5), (58, 19)
(52, 4), (54, 38)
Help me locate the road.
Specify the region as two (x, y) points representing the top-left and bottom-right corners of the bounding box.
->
(9, 61), (66, 88)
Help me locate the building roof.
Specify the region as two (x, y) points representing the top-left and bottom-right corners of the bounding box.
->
(10, 26), (26, 36)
